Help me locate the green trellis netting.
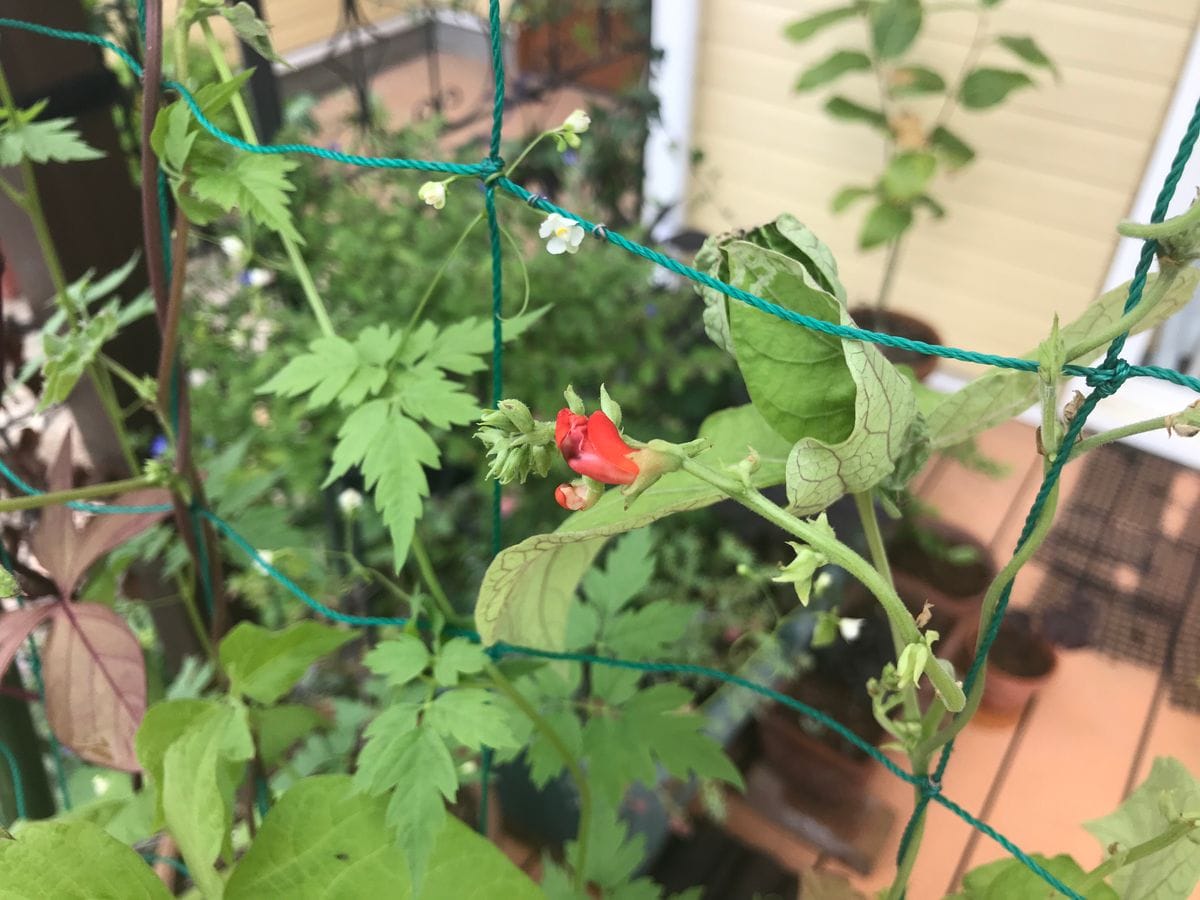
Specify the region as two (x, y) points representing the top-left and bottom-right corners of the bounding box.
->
(2, 4), (1200, 897)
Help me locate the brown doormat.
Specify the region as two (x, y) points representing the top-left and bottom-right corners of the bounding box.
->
(1029, 443), (1200, 710)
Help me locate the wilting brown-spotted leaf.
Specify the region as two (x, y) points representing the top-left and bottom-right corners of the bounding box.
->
(42, 603), (146, 772)
(29, 432), (170, 598)
(0, 600), (57, 680)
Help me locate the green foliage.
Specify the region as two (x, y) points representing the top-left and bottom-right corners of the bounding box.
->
(783, 6), (860, 43)
(891, 66), (946, 97)
(869, 0), (923, 59)
(226, 775), (540, 899)
(219, 620), (354, 704)
(151, 74), (301, 241)
(0, 101), (102, 166)
(252, 703), (325, 766)
(474, 404), (791, 649)
(952, 854), (1116, 899)
(929, 126), (975, 170)
(0, 820), (170, 899)
(1084, 757), (1200, 900)
(925, 268), (1200, 449)
(794, 50), (872, 92)
(0, 568), (17, 598)
(959, 68), (1035, 109)
(824, 96), (887, 128)
(259, 314), (543, 567)
(860, 203), (914, 249)
(881, 152), (937, 204)
(996, 35), (1058, 79)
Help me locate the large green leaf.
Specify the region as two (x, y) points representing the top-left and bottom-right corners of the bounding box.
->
(794, 50), (871, 92)
(474, 404), (791, 648)
(219, 620), (355, 705)
(1084, 757), (1200, 900)
(959, 68), (1034, 109)
(925, 267), (1200, 449)
(0, 819), (170, 899)
(870, 0), (922, 59)
(959, 854), (1116, 899)
(784, 318), (917, 514)
(226, 775), (540, 900)
(161, 702), (254, 898)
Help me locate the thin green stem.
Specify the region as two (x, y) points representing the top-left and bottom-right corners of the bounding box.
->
(1064, 263), (1180, 363)
(500, 130), (554, 182)
(400, 212), (484, 348)
(876, 233), (905, 313)
(410, 532), (456, 624)
(932, 8), (988, 131)
(678, 457), (965, 711)
(197, 19), (335, 338)
(1070, 415), (1179, 458)
(484, 660), (592, 894)
(0, 475), (157, 514)
(1076, 819), (1198, 895)
(917, 484), (1060, 758)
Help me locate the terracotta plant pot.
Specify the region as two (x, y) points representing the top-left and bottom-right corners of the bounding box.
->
(888, 520), (997, 634)
(848, 306), (941, 382)
(756, 673), (886, 807)
(958, 614), (1058, 725)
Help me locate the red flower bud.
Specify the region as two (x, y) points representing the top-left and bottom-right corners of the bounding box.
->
(554, 480), (597, 510)
(555, 409), (638, 485)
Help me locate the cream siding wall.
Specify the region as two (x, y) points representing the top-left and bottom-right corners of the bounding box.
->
(687, 0), (1200, 372)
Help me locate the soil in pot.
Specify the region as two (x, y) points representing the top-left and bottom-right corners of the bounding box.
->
(848, 305), (941, 382)
(888, 520), (996, 623)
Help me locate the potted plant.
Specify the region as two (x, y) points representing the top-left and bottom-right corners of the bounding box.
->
(783, 1), (1058, 378)
(954, 610), (1058, 725)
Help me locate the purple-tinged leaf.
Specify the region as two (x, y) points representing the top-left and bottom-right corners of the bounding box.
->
(0, 600), (57, 678)
(29, 432), (170, 598)
(42, 602), (146, 772)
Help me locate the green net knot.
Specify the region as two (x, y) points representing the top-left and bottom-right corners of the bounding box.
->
(481, 155), (506, 183)
(917, 774), (942, 800)
(1086, 358), (1132, 398)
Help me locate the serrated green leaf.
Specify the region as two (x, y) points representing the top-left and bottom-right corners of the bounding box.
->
(227, 774), (540, 900)
(825, 95), (888, 127)
(583, 684), (742, 808)
(393, 366), (481, 429)
(929, 125), (975, 170)
(425, 688), (520, 749)
(602, 601), (697, 659)
(524, 709), (584, 788)
(0, 819), (171, 899)
(567, 801), (650, 891)
(161, 701), (254, 897)
(39, 308), (120, 409)
(881, 151), (937, 203)
(252, 703), (325, 767)
(784, 6), (859, 43)
(0, 116), (103, 166)
(325, 400), (439, 568)
(581, 528), (657, 616)
(860, 202), (913, 249)
(795, 50), (871, 92)
(474, 405), (790, 649)
(219, 620), (354, 704)
(870, 0), (922, 59)
(222, 2), (283, 63)
(0, 567), (18, 598)
(192, 152), (302, 243)
(432, 638), (488, 685)
(1084, 757), (1200, 900)
(353, 724), (456, 887)
(997, 35), (1058, 78)
(364, 634), (430, 687)
(959, 68), (1034, 109)
(925, 268), (1200, 448)
(892, 65), (946, 97)
(135, 698), (217, 816)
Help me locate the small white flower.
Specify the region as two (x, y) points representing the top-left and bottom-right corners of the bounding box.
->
(562, 108), (590, 134)
(338, 488), (363, 515)
(418, 180), (447, 210)
(219, 235), (246, 262)
(243, 267), (274, 289)
(539, 213), (585, 255)
(838, 617), (864, 643)
(188, 369), (212, 388)
(253, 549), (274, 575)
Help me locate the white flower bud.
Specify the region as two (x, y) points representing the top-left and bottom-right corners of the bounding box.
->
(337, 488), (363, 515)
(418, 180), (447, 210)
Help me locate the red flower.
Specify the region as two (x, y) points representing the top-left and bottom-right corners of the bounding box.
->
(555, 409), (638, 486)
